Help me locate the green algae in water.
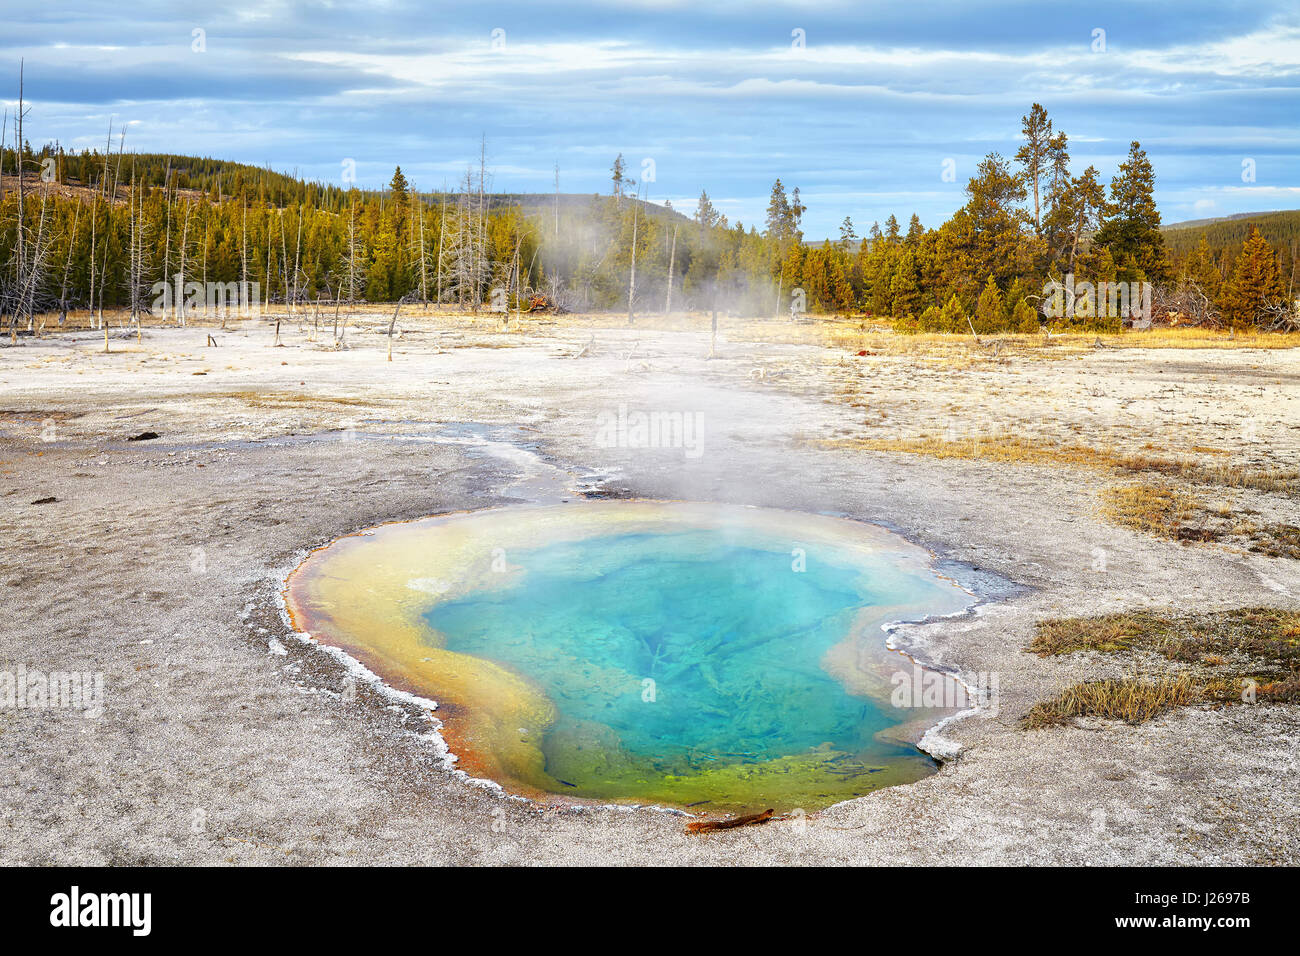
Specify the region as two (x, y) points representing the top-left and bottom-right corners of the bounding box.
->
(424, 527), (963, 810)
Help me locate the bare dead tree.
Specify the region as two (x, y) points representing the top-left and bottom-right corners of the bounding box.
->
(87, 164), (98, 333)
(161, 158), (171, 314)
(235, 193), (247, 331)
(98, 125), (126, 343)
(387, 290), (420, 360)
(6, 108), (20, 341)
(476, 137), (489, 312)
(627, 183), (641, 325)
(664, 224), (678, 314)
(6, 66), (56, 342)
(410, 195), (429, 305)
(1152, 279), (1221, 329)
(10, 62), (29, 343)
(129, 164), (140, 335)
(292, 204), (303, 314)
(175, 199), (192, 326)
(128, 160), (153, 342)
(84, 120), (115, 333)
(508, 232), (522, 327)
(1259, 296), (1300, 332)
(445, 167), (487, 310)
(330, 195), (366, 347)
(20, 189), (55, 336)
(200, 204), (210, 318)
(57, 200), (80, 327)
(264, 205), (274, 315)
(343, 195), (364, 306)
(279, 209), (289, 313)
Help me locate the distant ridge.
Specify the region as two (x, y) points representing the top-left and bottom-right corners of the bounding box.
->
(5, 146), (691, 224)
(485, 192), (692, 227)
(1164, 209), (1293, 230)
(1161, 209), (1300, 258)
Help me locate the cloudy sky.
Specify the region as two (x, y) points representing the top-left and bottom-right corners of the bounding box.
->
(2, 0), (1298, 236)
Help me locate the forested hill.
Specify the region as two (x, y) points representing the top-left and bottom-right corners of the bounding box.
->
(1, 149), (335, 209)
(1163, 209), (1300, 259)
(493, 193), (693, 228)
(0, 146), (691, 227)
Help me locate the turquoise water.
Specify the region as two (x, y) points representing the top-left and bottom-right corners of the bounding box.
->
(424, 529), (941, 800)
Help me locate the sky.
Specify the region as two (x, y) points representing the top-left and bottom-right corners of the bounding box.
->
(2, 0), (1298, 237)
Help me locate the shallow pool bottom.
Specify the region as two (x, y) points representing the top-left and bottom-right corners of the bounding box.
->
(283, 501), (973, 812)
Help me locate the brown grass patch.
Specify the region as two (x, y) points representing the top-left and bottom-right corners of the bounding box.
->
(1248, 524), (1300, 560)
(1023, 606), (1300, 728)
(1099, 483), (1206, 538)
(1023, 673), (1300, 728)
(1023, 674), (1201, 727)
(814, 434), (1297, 494)
(210, 391), (382, 409)
(1029, 606), (1300, 665)
(1100, 484), (1300, 550)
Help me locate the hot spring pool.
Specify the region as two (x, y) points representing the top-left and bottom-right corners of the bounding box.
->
(283, 501), (973, 812)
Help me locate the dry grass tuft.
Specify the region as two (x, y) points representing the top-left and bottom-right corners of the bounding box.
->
(1023, 673), (1300, 728)
(1023, 606), (1300, 728)
(1023, 675), (1201, 727)
(1099, 483), (1205, 539)
(1031, 612), (1159, 656)
(1029, 606), (1300, 664)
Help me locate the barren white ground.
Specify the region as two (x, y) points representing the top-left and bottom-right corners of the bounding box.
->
(2, 314), (1297, 864)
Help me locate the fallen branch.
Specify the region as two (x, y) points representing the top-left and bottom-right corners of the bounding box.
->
(685, 808), (774, 834)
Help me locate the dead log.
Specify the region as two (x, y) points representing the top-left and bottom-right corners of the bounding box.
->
(685, 808), (774, 834)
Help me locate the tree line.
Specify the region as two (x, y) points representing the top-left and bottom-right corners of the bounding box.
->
(3, 85), (1297, 338)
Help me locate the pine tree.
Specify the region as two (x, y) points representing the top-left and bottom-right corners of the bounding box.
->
(838, 216), (856, 250)
(1185, 234), (1222, 300)
(914, 304), (941, 333)
(1045, 165), (1104, 273)
(1094, 141), (1167, 282)
(765, 179), (796, 241)
(389, 167), (410, 222)
(694, 189), (721, 228)
(940, 152), (1030, 296)
(939, 293), (967, 333)
(610, 154), (626, 201)
(888, 250), (920, 317)
(1221, 226), (1283, 328)
(1014, 103), (1052, 235)
(974, 274), (1004, 333)
(1013, 298), (1040, 334)
(389, 166), (409, 197)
